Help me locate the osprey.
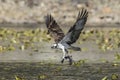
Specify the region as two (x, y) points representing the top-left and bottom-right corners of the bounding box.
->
(45, 8), (88, 65)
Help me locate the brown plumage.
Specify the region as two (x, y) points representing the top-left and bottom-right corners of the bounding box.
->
(45, 14), (65, 43)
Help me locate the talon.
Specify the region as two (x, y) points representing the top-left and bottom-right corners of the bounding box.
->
(69, 57), (73, 65)
(65, 55), (72, 59)
(65, 56), (69, 59)
(61, 59), (64, 63)
(67, 56), (73, 65)
(64, 56), (73, 65)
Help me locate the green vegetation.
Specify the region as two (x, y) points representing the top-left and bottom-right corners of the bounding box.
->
(73, 59), (86, 67)
(80, 29), (120, 51)
(0, 28), (119, 53)
(0, 28), (51, 53)
(101, 74), (119, 80)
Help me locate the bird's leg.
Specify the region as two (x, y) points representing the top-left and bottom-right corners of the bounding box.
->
(60, 45), (73, 65)
(61, 48), (67, 63)
(65, 55), (73, 65)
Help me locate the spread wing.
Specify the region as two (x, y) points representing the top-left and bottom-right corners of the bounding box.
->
(61, 8), (88, 45)
(45, 14), (65, 43)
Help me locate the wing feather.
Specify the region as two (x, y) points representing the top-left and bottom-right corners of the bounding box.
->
(61, 8), (88, 45)
(45, 14), (65, 43)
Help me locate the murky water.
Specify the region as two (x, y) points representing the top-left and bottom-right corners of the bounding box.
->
(0, 23), (119, 80)
(0, 62), (119, 80)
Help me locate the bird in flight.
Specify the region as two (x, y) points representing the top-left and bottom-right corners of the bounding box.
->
(45, 8), (88, 65)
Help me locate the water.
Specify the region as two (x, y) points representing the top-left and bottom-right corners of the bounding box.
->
(0, 23), (119, 80)
(0, 62), (119, 80)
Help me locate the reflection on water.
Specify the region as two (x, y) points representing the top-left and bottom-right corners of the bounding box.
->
(0, 62), (119, 80)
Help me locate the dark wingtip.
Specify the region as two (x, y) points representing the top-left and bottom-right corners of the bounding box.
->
(77, 8), (88, 21)
(45, 14), (54, 27)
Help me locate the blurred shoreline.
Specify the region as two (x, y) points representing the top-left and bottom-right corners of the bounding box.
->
(0, 0), (119, 25)
(0, 22), (119, 30)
